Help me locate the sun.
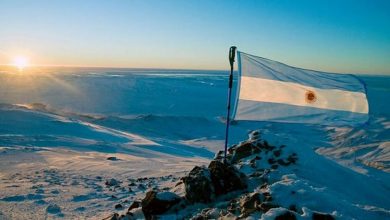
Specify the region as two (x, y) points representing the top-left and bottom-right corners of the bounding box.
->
(12, 56), (30, 71)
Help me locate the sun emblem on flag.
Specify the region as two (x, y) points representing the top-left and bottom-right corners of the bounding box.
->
(305, 90), (317, 103)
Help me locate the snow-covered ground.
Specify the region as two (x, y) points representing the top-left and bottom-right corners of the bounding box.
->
(0, 67), (389, 219)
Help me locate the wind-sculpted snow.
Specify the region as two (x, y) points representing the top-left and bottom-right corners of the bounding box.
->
(0, 68), (389, 219)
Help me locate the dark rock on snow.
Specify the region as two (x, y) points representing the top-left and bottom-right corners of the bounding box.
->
(312, 212), (336, 220)
(141, 190), (181, 218)
(127, 201), (141, 213)
(208, 160), (247, 196)
(229, 141), (261, 163)
(107, 130), (334, 219)
(105, 178), (120, 187)
(275, 211), (297, 220)
(239, 192), (262, 217)
(182, 166), (215, 203)
(114, 204), (123, 209)
(107, 156), (118, 161)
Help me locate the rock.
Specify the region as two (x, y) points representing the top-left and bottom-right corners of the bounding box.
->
(182, 166), (215, 203)
(214, 150), (225, 160)
(263, 193), (272, 202)
(115, 204), (123, 209)
(268, 158), (276, 164)
(219, 212), (238, 220)
(312, 212), (335, 220)
(258, 202), (279, 212)
(287, 154), (298, 164)
(191, 208), (220, 220)
(107, 156), (118, 161)
(105, 178), (120, 187)
(277, 159), (291, 166)
(288, 205), (297, 212)
(227, 199), (239, 214)
(110, 213), (119, 220)
(249, 171), (264, 178)
(239, 192), (261, 217)
(208, 160), (247, 196)
(273, 149), (282, 157)
(250, 156), (262, 164)
(137, 184), (146, 190)
(141, 190), (181, 218)
(230, 141), (261, 163)
(249, 130), (261, 140)
(275, 211), (297, 220)
(127, 201), (141, 213)
(46, 204), (61, 214)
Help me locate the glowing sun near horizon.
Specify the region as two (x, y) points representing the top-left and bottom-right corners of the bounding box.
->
(12, 56), (30, 70)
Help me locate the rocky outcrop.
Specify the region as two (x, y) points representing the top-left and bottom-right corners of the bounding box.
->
(141, 190), (181, 219)
(229, 141), (261, 163)
(182, 166), (215, 203)
(239, 192), (262, 217)
(108, 130), (335, 219)
(208, 160), (247, 195)
(105, 178), (120, 187)
(312, 212), (335, 220)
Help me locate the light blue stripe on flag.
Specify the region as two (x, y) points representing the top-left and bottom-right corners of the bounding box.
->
(232, 51), (369, 126)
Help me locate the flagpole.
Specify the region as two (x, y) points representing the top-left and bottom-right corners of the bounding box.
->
(224, 46), (237, 163)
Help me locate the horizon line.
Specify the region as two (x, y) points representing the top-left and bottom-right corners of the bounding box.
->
(0, 63), (228, 72)
(0, 64), (389, 76)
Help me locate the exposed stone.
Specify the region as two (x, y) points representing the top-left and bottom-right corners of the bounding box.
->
(273, 149), (282, 157)
(107, 156), (118, 161)
(268, 158), (276, 164)
(249, 130), (260, 139)
(277, 159), (291, 166)
(227, 199), (239, 214)
(288, 204), (298, 212)
(249, 171), (264, 178)
(127, 201), (141, 213)
(214, 150), (233, 162)
(141, 191), (181, 218)
(182, 166), (215, 203)
(208, 160), (247, 196)
(231, 142), (261, 163)
(110, 213), (119, 220)
(258, 202), (279, 212)
(312, 212), (335, 220)
(114, 204), (123, 209)
(105, 178), (120, 187)
(275, 211), (297, 220)
(239, 192), (261, 217)
(191, 208), (221, 220)
(287, 153), (298, 164)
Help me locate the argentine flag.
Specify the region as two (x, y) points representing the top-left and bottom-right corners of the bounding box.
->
(232, 51), (369, 125)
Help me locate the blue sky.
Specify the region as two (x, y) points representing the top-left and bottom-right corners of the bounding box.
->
(0, 0), (389, 74)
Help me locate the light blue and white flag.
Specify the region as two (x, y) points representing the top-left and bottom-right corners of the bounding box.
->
(232, 51), (369, 125)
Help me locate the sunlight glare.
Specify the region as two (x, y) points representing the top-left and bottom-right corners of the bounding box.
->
(12, 56), (29, 71)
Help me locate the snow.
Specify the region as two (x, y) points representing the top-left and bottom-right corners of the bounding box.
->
(0, 68), (389, 219)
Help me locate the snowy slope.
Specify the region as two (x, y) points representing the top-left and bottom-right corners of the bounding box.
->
(0, 68), (389, 219)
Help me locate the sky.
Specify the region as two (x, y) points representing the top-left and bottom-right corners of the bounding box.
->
(0, 0), (389, 74)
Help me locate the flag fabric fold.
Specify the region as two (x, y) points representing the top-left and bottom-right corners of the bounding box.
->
(232, 51), (369, 125)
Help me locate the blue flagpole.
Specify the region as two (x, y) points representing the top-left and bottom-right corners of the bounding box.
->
(224, 46), (237, 163)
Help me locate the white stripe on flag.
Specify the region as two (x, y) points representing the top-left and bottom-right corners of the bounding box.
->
(239, 76), (369, 114)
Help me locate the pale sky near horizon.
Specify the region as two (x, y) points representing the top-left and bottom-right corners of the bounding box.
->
(1, 0), (389, 74)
